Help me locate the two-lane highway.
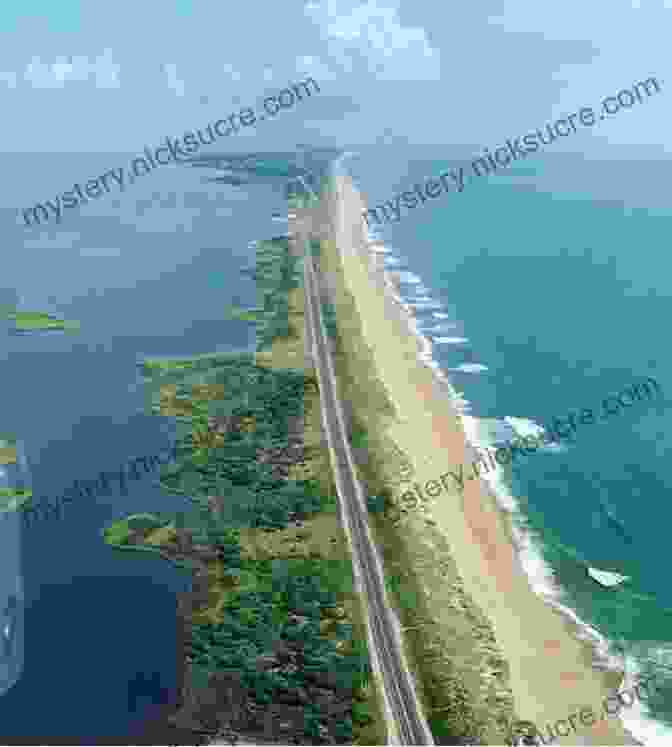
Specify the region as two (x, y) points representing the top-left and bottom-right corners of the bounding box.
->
(302, 245), (434, 745)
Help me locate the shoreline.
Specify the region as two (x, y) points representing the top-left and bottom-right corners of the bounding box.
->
(371, 225), (645, 671)
(330, 173), (640, 745)
(376, 221), (642, 744)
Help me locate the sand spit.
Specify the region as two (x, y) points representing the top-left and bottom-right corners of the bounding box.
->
(324, 174), (638, 746)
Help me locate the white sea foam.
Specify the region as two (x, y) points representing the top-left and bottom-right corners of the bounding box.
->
(424, 323), (458, 333)
(616, 642), (672, 745)
(372, 235), (630, 735)
(434, 336), (468, 344)
(451, 363), (489, 373)
(410, 301), (443, 310)
(383, 267), (458, 409)
(355, 169), (667, 747)
(460, 415), (562, 594)
(397, 271), (423, 284)
(505, 416), (568, 453)
(463, 412), (663, 743)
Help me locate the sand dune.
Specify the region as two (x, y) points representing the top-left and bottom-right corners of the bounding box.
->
(329, 173), (638, 746)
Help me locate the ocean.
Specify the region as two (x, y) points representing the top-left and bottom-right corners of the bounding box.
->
(0, 151), (292, 742)
(341, 147), (672, 744)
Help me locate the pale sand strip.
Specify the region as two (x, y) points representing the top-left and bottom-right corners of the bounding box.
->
(327, 174), (637, 746)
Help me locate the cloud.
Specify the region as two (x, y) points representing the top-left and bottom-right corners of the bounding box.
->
(305, 0), (440, 81)
(163, 62), (185, 97)
(222, 62), (241, 82)
(23, 49), (120, 89)
(0, 71), (17, 89)
(298, 93), (362, 121)
(1, 0), (666, 152)
(296, 54), (337, 83)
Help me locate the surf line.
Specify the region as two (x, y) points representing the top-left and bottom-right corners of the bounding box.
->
(395, 376), (661, 503)
(396, 429), (564, 506)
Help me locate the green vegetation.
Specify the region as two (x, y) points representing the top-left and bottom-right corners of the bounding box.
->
(187, 558), (368, 728)
(102, 513), (170, 552)
(253, 239), (303, 351)
(0, 488), (31, 496)
(134, 347), (376, 740)
(366, 494), (387, 514)
(349, 423), (369, 450)
(385, 573), (418, 610)
(309, 239), (322, 259)
(225, 238), (303, 351)
(351, 701), (373, 725)
(224, 305), (262, 322)
(7, 311), (79, 331)
(103, 183), (382, 744)
(288, 193), (312, 210)
(142, 358), (197, 372)
(126, 513), (165, 532)
(321, 301), (338, 340)
(0, 488), (32, 512)
(142, 354), (324, 530)
(103, 519), (134, 546)
(0, 447), (16, 464)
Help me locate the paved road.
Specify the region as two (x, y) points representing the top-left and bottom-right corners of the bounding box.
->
(301, 244), (434, 746)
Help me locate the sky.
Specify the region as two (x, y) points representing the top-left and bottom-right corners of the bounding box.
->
(0, 0), (669, 157)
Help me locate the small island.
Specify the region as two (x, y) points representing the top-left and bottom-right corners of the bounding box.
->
(6, 311), (79, 333)
(103, 513), (176, 555)
(224, 305), (262, 322)
(0, 488), (32, 513)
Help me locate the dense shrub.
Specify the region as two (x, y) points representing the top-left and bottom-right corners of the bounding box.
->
(366, 494), (387, 514)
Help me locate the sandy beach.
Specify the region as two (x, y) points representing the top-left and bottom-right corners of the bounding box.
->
(323, 173), (638, 745)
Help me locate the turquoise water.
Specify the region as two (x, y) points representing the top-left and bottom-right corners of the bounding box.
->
(346, 149), (672, 744)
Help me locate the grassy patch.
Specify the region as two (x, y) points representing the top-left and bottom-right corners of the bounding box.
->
(224, 305), (262, 322)
(6, 311), (79, 332)
(103, 513), (168, 548)
(144, 523), (177, 545)
(0, 446), (17, 464)
(102, 518), (133, 546)
(0, 488), (32, 512)
(0, 488), (31, 497)
(310, 239), (322, 258)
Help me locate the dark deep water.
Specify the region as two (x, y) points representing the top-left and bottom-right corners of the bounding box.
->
(0, 151), (300, 742)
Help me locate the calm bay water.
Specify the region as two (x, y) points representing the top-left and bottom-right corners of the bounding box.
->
(0, 152), (286, 742)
